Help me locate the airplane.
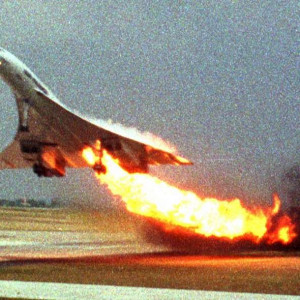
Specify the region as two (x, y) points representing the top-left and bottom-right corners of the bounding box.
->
(0, 48), (192, 177)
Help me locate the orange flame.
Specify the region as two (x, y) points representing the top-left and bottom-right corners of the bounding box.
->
(82, 148), (95, 166)
(266, 215), (297, 245)
(271, 194), (281, 215)
(82, 147), (297, 245)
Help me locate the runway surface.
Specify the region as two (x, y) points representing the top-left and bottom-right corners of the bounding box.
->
(0, 229), (299, 297)
(0, 229), (169, 261)
(0, 208), (299, 298)
(0, 280), (298, 300)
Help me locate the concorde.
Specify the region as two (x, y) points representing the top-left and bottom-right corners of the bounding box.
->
(0, 48), (192, 177)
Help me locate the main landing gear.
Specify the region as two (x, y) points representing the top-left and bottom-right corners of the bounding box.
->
(93, 163), (107, 175)
(93, 140), (107, 175)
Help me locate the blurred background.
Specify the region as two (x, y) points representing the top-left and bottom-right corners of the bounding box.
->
(0, 1), (298, 209)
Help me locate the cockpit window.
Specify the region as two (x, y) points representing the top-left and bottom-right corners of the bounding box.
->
(24, 70), (33, 79)
(23, 69), (49, 95)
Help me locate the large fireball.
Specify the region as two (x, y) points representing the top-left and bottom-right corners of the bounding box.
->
(82, 147), (297, 245)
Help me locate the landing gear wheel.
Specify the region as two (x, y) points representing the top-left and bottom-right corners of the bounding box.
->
(33, 163), (43, 177)
(94, 163), (107, 175)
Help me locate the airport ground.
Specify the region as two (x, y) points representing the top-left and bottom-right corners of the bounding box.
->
(0, 207), (299, 296)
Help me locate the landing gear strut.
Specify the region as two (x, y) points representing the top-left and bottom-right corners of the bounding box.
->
(19, 98), (30, 132)
(93, 140), (107, 175)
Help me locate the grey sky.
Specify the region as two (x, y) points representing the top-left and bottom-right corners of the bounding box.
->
(0, 1), (298, 208)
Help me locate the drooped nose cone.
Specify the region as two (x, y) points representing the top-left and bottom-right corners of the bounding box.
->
(0, 55), (4, 75)
(0, 54), (7, 74)
(0, 47), (6, 64)
(0, 49), (11, 81)
(0, 48), (10, 63)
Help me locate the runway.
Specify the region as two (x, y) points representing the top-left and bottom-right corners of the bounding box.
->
(0, 208), (299, 298)
(0, 229), (169, 261)
(0, 280), (297, 300)
(0, 229), (299, 298)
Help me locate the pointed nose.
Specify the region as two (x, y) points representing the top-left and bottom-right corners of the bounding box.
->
(0, 55), (9, 79)
(0, 56), (6, 68)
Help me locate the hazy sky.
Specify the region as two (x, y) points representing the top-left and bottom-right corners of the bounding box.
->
(0, 1), (298, 208)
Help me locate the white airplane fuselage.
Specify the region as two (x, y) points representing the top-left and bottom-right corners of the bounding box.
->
(0, 48), (123, 176)
(0, 47), (192, 177)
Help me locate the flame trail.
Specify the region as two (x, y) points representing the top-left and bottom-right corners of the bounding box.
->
(82, 148), (297, 245)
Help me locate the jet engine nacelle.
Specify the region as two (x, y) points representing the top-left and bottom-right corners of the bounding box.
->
(20, 140), (66, 177)
(118, 157), (149, 174)
(33, 162), (65, 177)
(38, 146), (66, 177)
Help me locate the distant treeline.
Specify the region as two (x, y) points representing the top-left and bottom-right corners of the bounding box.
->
(0, 198), (60, 208)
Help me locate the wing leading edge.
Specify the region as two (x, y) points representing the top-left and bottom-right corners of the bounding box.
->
(34, 90), (192, 170)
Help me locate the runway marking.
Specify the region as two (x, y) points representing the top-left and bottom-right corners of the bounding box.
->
(0, 241), (38, 246)
(0, 281), (298, 300)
